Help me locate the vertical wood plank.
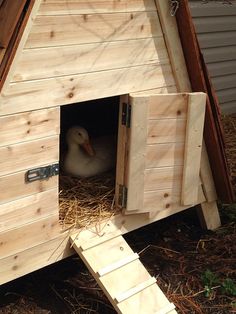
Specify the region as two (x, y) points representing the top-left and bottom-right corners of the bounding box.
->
(154, 0), (191, 92)
(200, 141), (217, 202)
(181, 92), (206, 205)
(125, 95), (148, 212)
(197, 201), (221, 230)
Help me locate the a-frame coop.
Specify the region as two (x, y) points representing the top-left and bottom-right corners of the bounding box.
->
(0, 0), (234, 313)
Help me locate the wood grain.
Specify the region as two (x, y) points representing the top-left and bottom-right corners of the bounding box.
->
(143, 188), (181, 212)
(144, 166), (183, 192)
(26, 11), (162, 48)
(1, 63), (175, 116)
(0, 189), (58, 233)
(0, 170), (58, 204)
(181, 93), (206, 205)
(0, 107), (60, 147)
(125, 95), (148, 212)
(146, 142), (184, 168)
(0, 233), (72, 285)
(38, 0), (157, 15)
(148, 93), (188, 119)
(13, 37), (168, 82)
(71, 232), (176, 313)
(155, 0), (191, 92)
(0, 214), (61, 259)
(0, 135), (59, 176)
(147, 119), (186, 144)
(200, 141), (217, 201)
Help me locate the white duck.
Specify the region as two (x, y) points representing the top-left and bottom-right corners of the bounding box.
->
(63, 126), (116, 178)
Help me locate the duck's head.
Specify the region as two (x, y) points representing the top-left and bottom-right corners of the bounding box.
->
(66, 126), (95, 156)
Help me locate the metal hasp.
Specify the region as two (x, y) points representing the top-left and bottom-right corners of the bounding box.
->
(121, 102), (131, 128)
(25, 163), (59, 183)
(118, 185), (128, 208)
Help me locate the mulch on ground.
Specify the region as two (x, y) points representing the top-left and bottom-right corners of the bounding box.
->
(221, 114), (236, 195)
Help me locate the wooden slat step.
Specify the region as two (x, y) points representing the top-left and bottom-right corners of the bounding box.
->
(97, 253), (139, 277)
(70, 232), (177, 313)
(75, 229), (122, 251)
(115, 277), (157, 303)
(116, 282), (178, 314)
(156, 302), (176, 314)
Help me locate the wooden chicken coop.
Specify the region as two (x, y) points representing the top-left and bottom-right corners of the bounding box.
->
(0, 0), (233, 313)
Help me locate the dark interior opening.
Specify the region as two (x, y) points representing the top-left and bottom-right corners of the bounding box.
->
(60, 96), (120, 152)
(59, 96), (120, 228)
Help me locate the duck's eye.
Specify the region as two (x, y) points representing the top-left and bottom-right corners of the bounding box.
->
(78, 132), (82, 136)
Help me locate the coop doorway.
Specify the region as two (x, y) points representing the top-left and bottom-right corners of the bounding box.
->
(59, 96), (120, 229)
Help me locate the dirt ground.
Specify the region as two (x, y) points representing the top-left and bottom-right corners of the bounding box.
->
(0, 116), (236, 314)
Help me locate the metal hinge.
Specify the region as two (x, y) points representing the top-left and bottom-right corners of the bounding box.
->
(25, 163), (59, 183)
(118, 185), (128, 208)
(122, 102), (131, 128)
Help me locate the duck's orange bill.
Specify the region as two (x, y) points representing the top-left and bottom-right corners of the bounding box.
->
(82, 140), (95, 156)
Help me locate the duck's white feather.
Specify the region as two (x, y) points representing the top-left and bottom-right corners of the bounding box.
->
(64, 126), (116, 177)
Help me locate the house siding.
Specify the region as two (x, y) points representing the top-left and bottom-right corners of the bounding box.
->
(189, 0), (236, 114)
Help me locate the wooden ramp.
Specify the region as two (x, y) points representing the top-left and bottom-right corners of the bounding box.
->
(70, 232), (177, 314)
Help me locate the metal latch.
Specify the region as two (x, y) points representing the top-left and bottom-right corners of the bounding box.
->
(122, 102), (131, 128)
(118, 185), (128, 208)
(26, 163), (59, 183)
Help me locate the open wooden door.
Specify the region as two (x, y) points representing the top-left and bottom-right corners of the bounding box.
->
(116, 92), (206, 215)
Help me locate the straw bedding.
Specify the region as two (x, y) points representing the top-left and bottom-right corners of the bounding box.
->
(59, 171), (118, 229)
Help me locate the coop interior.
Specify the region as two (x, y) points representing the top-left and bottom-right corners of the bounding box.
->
(59, 96), (120, 229)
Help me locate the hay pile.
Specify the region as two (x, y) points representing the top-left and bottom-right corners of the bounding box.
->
(59, 172), (118, 229)
(221, 114), (236, 194)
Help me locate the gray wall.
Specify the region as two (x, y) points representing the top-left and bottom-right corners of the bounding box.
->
(189, 0), (236, 114)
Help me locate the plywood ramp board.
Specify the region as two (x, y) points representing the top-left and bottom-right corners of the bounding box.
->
(70, 232), (177, 314)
